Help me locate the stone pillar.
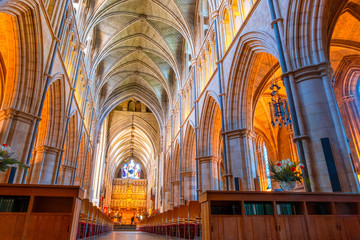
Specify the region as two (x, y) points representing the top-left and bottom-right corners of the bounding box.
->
(225, 129), (258, 191)
(59, 165), (74, 185)
(182, 172), (196, 202)
(290, 63), (359, 192)
(197, 156), (220, 191)
(0, 109), (37, 183)
(164, 188), (170, 211)
(28, 145), (61, 184)
(172, 181), (180, 207)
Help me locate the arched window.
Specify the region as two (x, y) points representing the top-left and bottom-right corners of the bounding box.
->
(135, 101), (141, 112)
(263, 143), (272, 188)
(122, 160), (141, 179)
(223, 10), (232, 50)
(241, 0), (253, 20)
(128, 100), (135, 111)
(200, 0), (210, 39)
(185, 41), (192, 75)
(233, 0), (242, 32)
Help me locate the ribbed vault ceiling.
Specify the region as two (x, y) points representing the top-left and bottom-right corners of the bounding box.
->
(82, 0), (197, 125)
(107, 113), (159, 180)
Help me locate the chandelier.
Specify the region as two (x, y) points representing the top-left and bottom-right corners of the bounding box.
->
(268, 81), (292, 128)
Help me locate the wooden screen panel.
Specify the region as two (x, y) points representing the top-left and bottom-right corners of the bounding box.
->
(26, 214), (71, 240)
(211, 216), (244, 240)
(337, 216), (360, 239)
(307, 216), (341, 240)
(277, 216), (308, 240)
(244, 216), (277, 240)
(0, 213), (26, 240)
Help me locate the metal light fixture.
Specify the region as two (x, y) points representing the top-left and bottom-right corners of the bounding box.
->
(127, 101), (136, 160)
(268, 80), (292, 128)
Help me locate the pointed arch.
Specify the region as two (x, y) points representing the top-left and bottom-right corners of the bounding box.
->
(0, 1), (43, 114)
(226, 31), (279, 131)
(182, 122), (196, 173)
(198, 92), (222, 157)
(59, 113), (80, 185)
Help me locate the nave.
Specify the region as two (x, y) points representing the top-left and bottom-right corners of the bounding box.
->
(94, 231), (179, 240)
(1, 0), (360, 239)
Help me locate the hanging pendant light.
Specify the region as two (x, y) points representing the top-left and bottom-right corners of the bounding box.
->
(266, 54), (292, 128)
(129, 100), (136, 159)
(269, 80), (292, 128)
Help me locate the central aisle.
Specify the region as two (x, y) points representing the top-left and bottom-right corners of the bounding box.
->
(95, 231), (175, 240)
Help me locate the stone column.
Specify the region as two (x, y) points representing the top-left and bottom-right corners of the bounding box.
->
(225, 129), (258, 191)
(0, 109), (38, 183)
(60, 165), (75, 185)
(164, 188), (170, 211)
(182, 171), (196, 202)
(197, 156), (220, 191)
(28, 145), (62, 184)
(290, 63), (359, 192)
(172, 181), (180, 207)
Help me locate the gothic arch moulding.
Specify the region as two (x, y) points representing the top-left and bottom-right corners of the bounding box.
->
(226, 30), (279, 131)
(0, 0), (44, 114)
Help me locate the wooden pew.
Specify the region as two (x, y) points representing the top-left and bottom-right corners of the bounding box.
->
(200, 191), (360, 240)
(0, 184), (83, 240)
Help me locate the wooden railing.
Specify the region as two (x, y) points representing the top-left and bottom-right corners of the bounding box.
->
(200, 191), (360, 240)
(138, 201), (201, 239)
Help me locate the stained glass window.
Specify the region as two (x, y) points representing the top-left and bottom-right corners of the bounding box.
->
(263, 143), (272, 188)
(122, 164), (128, 178)
(122, 160), (140, 179)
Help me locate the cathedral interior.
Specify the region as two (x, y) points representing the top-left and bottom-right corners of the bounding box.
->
(1, 0), (360, 239)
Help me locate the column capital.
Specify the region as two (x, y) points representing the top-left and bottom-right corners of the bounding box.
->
(282, 62), (333, 83)
(190, 58), (198, 65)
(292, 134), (310, 143)
(80, 42), (87, 50)
(34, 145), (63, 154)
(226, 5), (234, 12)
(196, 155), (221, 163)
(222, 128), (256, 140)
(181, 171), (196, 177)
(61, 165), (76, 170)
(0, 108), (40, 123)
(340, 95), (355, 106)
(211, 11), (219, 20)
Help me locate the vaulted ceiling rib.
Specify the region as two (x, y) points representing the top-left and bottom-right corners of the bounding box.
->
(83, 0), (197, 124)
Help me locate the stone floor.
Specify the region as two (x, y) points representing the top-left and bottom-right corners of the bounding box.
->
(93, 231), (179, 239)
